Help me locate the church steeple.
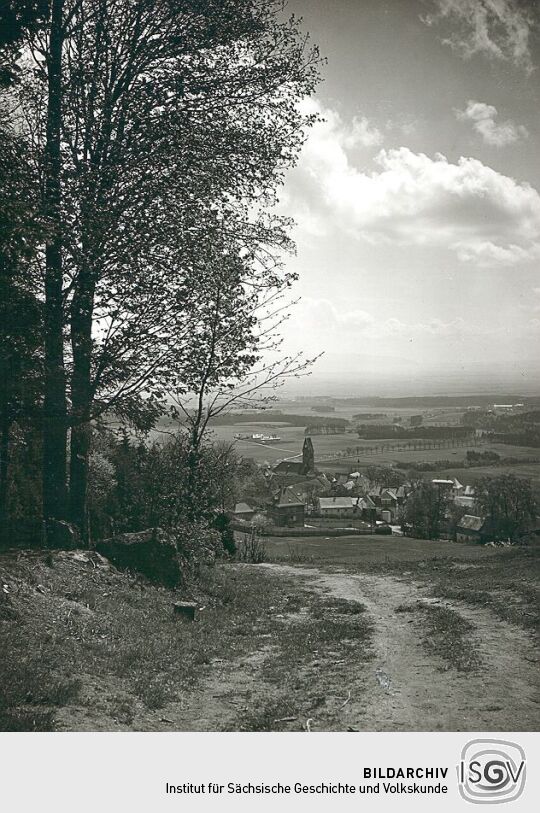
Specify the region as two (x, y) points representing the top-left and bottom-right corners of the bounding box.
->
(302, 437), (315, 473)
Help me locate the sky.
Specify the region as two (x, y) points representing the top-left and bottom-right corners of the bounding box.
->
(275, 0), (540, 396)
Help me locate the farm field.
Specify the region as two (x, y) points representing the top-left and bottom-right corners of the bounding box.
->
(430, 462), (540, 501)
(320, 440), (540, 472)
(149, 412), (540, 494)
(275, 399), (467, 426)
(263, 533), (500, 565)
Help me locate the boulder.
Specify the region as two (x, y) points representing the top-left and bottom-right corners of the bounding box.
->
(95, 528), (182, 587)
(45, 520), (80, 550)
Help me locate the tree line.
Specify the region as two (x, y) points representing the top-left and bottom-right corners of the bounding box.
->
(0, 0), (322, 544)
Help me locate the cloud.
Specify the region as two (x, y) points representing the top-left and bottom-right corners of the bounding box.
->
(299, 98), (383, 151)
(345, 116), (384, 148)
(421, 0), (536, 73)
(296, 298), (492, 340)
(386, 117), (418, 137)
(456, 100), (528, 146)
(288, 100), (540, 266)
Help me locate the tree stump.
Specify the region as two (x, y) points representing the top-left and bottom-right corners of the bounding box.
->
(173, 601), (198, 621)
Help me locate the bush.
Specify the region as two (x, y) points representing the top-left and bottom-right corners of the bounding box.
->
(236, 529), (267, 563)
(212, 512), (236, 556)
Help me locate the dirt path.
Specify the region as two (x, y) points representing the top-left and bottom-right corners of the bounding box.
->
(260, 564), (539, 731)
(52, 561), (539, 732)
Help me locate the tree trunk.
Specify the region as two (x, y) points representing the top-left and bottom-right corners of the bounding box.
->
(0, 414), (9, 544)
(42, 0), (68, 524)
(69, 268), (95, 541)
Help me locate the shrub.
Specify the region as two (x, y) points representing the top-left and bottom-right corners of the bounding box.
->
(236, 529), (266, 563)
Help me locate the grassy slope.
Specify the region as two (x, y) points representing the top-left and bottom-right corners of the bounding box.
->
(0, 550), (374, 731)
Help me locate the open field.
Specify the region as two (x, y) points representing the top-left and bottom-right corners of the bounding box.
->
(430, 463), (540, 501)
(150, 412), (540, 491)
(263, 534), (503, 565)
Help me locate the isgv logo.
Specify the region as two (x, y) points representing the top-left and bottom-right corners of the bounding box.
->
(458, 739), (526, 804)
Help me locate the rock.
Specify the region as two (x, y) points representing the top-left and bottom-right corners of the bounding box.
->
(45, 520), (80, 550)
(96, 528), (182, 587)
(173, 601), (198, 621)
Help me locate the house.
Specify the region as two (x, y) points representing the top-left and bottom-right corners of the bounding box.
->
(395, 485), (408, 502)
(380, 488), (400, 520)
(272, 460), (306, 476)
(357, 495), (377, 522)
(456, 514), (487, 543)
(317, 496), (355, 518)
(454, 495), (476, 510)
(233, 502), (256, 522)
(368, 485), (383, 501)
(432, 479), (454, 493)
(269, 488), (305, 527)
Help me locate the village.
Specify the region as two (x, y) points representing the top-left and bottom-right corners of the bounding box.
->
(231, 436), (497, 544)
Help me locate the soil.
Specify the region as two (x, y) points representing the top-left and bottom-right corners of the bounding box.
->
(3, 548), (537, 732)
(257, 565), (539, 731)
(57, 562), (536, 732)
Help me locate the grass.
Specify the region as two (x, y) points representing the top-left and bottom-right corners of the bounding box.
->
(395, 602), (482, 672)
(263, 594), (372, 681)
(359, 546), (540, 634)
(0, 551), (297, 730)
(2, 533), (537, 731)
(0, 549), (375, 731)
(265, 533), (500, 566)
(0, 622), (82, 731)
(265, 533), (539, 637)
(223, 592), (373, 732)
(234, 696), (303, 732)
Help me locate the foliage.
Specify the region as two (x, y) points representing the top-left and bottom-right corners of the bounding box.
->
(236, 528), (267, 563)
(212, 512), (236, 556)
(365, 465), (404, 488)
(466, 450), (500, 464)
(474, 475), (537, 542)
(401, 481), (446, 539)
(1, 0), (322, 534)
(0, 115), (44, 533)
(85, 430), (249, 552)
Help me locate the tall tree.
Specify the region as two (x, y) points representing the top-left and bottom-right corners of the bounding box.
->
(402, 481), (446, 539)
(59, 0), (320, 535)
(6, 0), (321, 538)
(474, 475), (537, 542)
(41, 0), (68, 524)
(0, 112), (43, 538)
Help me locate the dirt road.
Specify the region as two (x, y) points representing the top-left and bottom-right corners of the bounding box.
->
(44, 555), (537, 732)
(257, 564), (539, 731)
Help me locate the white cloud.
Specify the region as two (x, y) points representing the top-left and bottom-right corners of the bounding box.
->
(456, 100), (528, 146)
(422, 0), (535, 74)
(296, 298), (492, 340)
(455, 240), (540, 265)
(345, 116), (384, 148)
(386, 117), (418, 137)
(299, 98), (382, 151)
(288, 100), (540, 266)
